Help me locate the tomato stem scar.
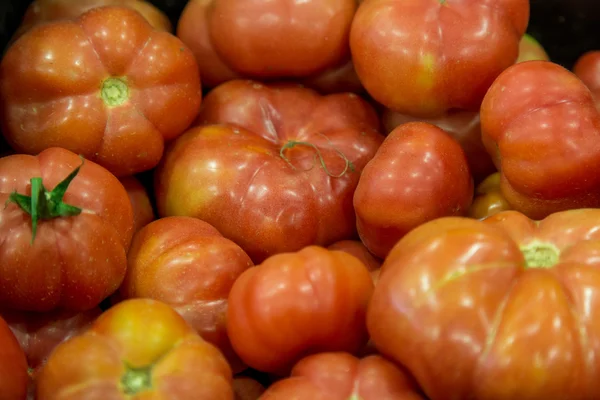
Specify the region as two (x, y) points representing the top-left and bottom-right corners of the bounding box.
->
(520, 241), (560, 268)
(121, 364), (152, 395)
(101, 77), (129, 107)
(279, 136), (355, 178)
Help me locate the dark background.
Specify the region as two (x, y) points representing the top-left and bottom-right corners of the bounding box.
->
(1, 0), (599, 70)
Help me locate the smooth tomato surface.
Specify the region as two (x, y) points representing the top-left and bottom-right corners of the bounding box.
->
(327, 239), (381, 283)
(350, 0), (529, 117)
(36, 299), (233, 399)
(119, 216), (253, 373)
(155, 80), (384, 262)
(354, 121), (473, 259)
(260, 352), (424, 400)
(369, 208), (600, 400)
(481, 60), (600, 219)
(227, 246), (374, 375)
(0, 6), (201, 177)
(0, 315), (28, 400)
(468, 172), (512, 220)
(573, 50), (600, 110)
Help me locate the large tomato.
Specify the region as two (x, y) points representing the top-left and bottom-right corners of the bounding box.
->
(350, 0), (529, 117)
(480, 60), (600, 219)
(119, 176), (155, 233)
(176, 0), (357, 88)
(0, 315), (28, 400)
(0, 147), (134, 312)
(354, 121), (473, 259)
(259, 352), (424, 400)
(119, 216), (253, 373)
(573, 50), (600, 110)
(0, 6), (201, 177)
(368, 208), (600, 400)
(36, 299), (233, 399)
(155, 80), (384, 262)
(227, 246), (374, 375)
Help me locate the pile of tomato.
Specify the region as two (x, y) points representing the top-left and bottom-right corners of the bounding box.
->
(0, 0), (600, 399)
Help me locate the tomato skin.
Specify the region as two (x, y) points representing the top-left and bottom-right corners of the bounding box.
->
(260, 352), (424, 400)
(155, 80), (384, 263)
(177, 0), (356, 87)
(327, 239), (381, 283)
(468, 172), (512, 220)
(573, 51), (600, 110)
(119, 176), (155, 233)
(0, 6), (201, 177)
(0, 148), (133, 312)
(119, 216), (253, 373)
(233, 377), (265, 400)
(0, 315), (28, 400)
(227, 246), (374, 375)
(381, 109), (495, 184)
(354, 121), (473, 259)
(516, 34), (550, 63)
(350, 0), (529, 117)
(480, 60), (600, 219)
(369, 208), (600, 400)
(36, 298), (234, 399)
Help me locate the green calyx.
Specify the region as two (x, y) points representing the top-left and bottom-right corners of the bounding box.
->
(520, 241), (560, 269)
(101, 77), (129, 107)
(121, 364), (153, 396)
(6, 159), (84, 244)
(279, 139), (355, 178)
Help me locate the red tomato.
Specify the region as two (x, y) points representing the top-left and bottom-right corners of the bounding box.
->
(327, 239), (381, 283)
(36, 299), (233, 399)
(0, 6), (201, 177)
(227, 246), (374, 375)
(369, 208), (600, 400)
(119, 216), (253, 373)
(177, 0), (356, 88)
(350, 0), (529, 117)
(381, 109), (496, 184)
(119, 176), (155, 233)
(516, 34), (550, 63)
(0, 147), (134, 312)
(259, 352), (424, 400)
(301, 59), (365, 95)
(480, 60), (600, 219)
(0, 315), (28, 400)
(573, 50), (600, 110)
(468, 172), (512, 220)
(354, 121), (473, 259)
(155, 80), (384, 263)
(233, 377), (266, 400)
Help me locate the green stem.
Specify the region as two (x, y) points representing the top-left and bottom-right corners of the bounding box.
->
(279, 136), (355, 178)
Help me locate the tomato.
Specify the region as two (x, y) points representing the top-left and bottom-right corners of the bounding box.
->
(480, 60), (600, 219)
(354, 121), (473, 259)
(119, 176), (155, 233)
(368, 208), (600, 400)
(0, 315), (28, 400)
(119, 216), (253, 373)
(176, 0), (356, 88)
(12, 0), (172, 42)
(227, 246), (374, 375)
(259, 352), (423, 400)
(327, 240), (381, 283)
(468, 172), (512, 220)
(301, 60), (364, 95)
(155, 80), (384, 263)
(36, 298), (233, 399)
(381, 109), (495, 184)
(0, 147), (133, 312)
(350, 0), (529, 117)
(516, 34), (550, 63)
(0, 6), (201, 177)
(573, 51), (600, 110)
(233, 377), (265, 400)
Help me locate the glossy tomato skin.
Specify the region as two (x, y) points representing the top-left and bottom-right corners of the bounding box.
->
(350, 0), (529, 117)
(354, 121), (473, 259)
(36, 298), (234, 399)
(381, 109), (495, 184)
(0, 148), (134, 312)
(177, 0), (356, 87)
(481, 60), (600, 219)
(227, 246), (374, 375)
(260, 352), (424, 400)
(573, 51), (600, 110)
(0, 6), (201, 177)
(155, 80), (384, 263)
(119, 216), (253, 373)
(369, 209), (600, 400)
(0, 315), (28, 400)
(119, 176), (155, 233)
(468, 172), (512, 220)
(327, 239), (381, 283)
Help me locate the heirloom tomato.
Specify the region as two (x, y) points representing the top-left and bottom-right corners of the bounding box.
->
(177, 0), (356, 88)
(369, 208), (600, 400)
(350, 0), (529, 117)
(0, 315), (28, 400)
(0, 6), (201, 177)
(227, 246), (374, 375)
(0, 147), (133, 312)
(573, 50), (600, 109)
(327, 239), (381, 283)
(119, 176), (155, 233)
(260, 352), (424, 400)
(516, 34), (550, 63)
(36, 299), (234, 399)
(119, 216), (253, 373)
(468, 172), (512, 220)
(155, 80), (384, 262)
(481, 60), (600, 219)
(354, 121), (473, 259)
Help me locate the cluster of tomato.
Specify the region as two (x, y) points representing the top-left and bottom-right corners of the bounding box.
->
(1, 0), (600, 399)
